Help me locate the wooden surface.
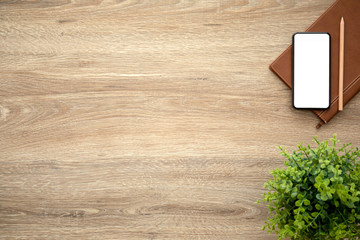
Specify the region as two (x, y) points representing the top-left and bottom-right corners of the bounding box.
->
(1, 0), (359, 239)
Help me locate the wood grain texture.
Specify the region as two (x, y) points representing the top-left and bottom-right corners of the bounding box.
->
(0, 0), (359, 239)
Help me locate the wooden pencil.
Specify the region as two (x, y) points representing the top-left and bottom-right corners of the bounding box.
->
(338, 16), (344, 111)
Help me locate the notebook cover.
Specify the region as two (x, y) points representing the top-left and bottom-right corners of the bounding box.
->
(270, 0), (360, 128)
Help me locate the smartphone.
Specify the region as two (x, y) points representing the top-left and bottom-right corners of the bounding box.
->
(292, 32), (331, 109)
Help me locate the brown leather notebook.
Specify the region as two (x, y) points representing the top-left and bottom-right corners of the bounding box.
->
(270, 0), (360, 128)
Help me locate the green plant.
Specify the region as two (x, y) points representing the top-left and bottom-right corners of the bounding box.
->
(258, 135), (360, 240)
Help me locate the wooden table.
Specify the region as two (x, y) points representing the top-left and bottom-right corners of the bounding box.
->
(1, 0), (359, 239)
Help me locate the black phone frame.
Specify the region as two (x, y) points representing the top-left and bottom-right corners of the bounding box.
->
(292, 32), (331, 110)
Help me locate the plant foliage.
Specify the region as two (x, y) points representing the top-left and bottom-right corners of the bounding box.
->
(259, 135), (360, 239)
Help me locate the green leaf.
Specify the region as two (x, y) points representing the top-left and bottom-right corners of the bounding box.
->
(315, 176), (323, 183)
(258, 136), (360, 239)
(311, 212), (318, 217)
(316, 194), (322, 201)
(291, 192), (297, 199)
(323, 178), (330, 186)
(320, 193), (328, 201)
(297, 194), (304, 200)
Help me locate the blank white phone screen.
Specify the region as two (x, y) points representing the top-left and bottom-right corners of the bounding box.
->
(293, 33), (330, 109)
